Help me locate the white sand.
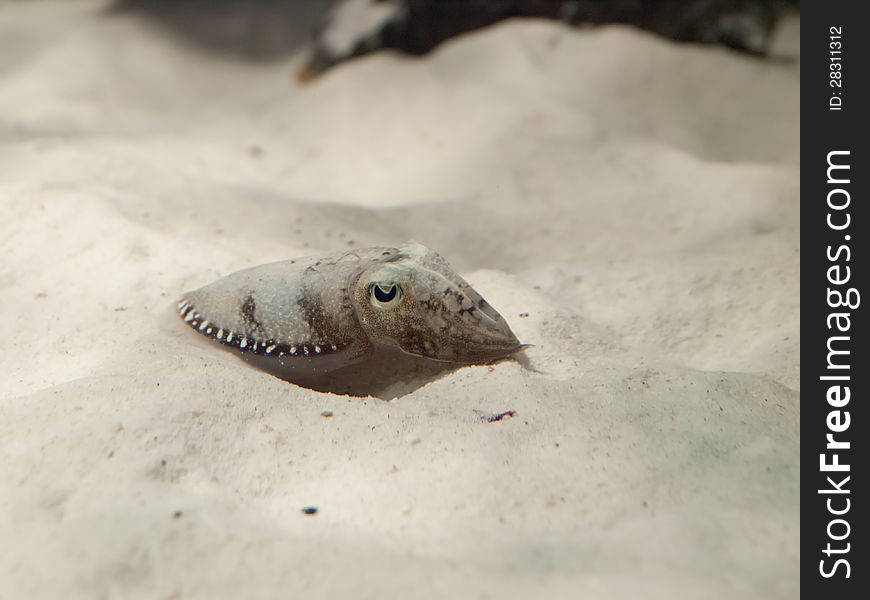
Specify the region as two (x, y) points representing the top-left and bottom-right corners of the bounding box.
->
(0, 2), (799, 598)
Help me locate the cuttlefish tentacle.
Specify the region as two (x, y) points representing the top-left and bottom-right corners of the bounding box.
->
(177, 241), (523, 376)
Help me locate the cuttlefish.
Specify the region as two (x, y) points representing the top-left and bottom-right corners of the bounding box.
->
(176, 242), (525, 387)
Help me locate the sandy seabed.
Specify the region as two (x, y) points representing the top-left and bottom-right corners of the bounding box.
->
(0, 2), (799, 599)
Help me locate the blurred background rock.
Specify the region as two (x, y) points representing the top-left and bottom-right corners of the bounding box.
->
(110, 0), (799, 78)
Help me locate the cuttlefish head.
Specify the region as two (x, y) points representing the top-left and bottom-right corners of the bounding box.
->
(351, 242), (524, 363)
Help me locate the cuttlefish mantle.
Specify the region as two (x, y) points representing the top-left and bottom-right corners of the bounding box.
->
(176, 241), (526, 394)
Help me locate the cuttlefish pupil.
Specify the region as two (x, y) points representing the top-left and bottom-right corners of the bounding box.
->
(371, 283), (401, 305)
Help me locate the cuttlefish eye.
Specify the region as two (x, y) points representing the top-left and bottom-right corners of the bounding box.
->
(370, 283), (402, 306)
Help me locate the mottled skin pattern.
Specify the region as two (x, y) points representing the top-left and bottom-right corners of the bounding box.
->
(177, 242), (523, 375)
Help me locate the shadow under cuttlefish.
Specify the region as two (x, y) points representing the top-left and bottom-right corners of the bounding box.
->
(239, 346), (531, 399)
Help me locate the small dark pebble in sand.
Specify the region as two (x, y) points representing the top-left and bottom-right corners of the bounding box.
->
(301, 506), (318, 515)
(320, 411), (333, 418)
(173, 511), (183, 519)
